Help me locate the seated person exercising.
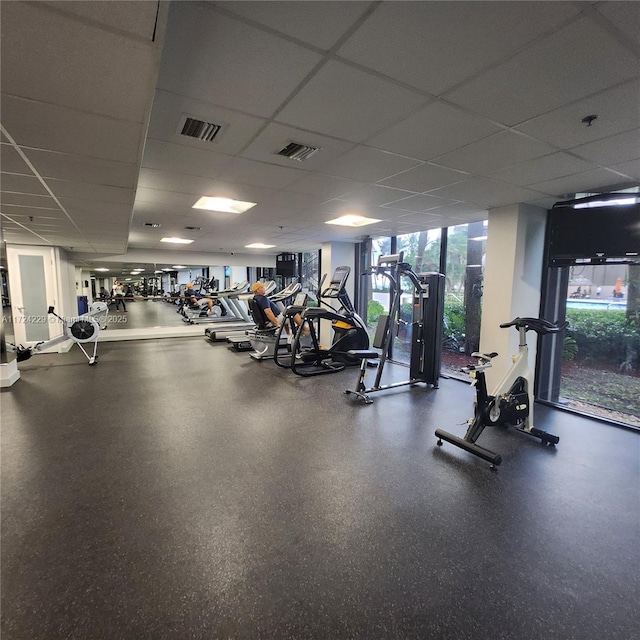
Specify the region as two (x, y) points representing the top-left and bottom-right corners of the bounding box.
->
(185, 282), (217, 315)
(250, 282), (304, 332)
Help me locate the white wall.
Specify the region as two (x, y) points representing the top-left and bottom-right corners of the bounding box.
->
(321, 242), (356, 307)
(480, 204), (547, 388)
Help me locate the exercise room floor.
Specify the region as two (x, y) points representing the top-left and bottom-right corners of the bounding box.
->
(2, 337), (638, 639)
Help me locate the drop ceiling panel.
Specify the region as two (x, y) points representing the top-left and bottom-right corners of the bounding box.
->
(333, 184), (416, 208)
(134, 188), (205, 209)
(46, 179), (133, 205)
(1, 206), (65, 219)
(1, 173), (50, 196)
(489, 153), (597, 187)
(596, 1), (640, 47)
(610, 160), (640, 182)
(429, 177), (549, 208)
(157, 3), (322, 117)
(16, 149), (139, 189)
(382, 194), (456, 213)
(365, 101), (503, 161)
(240, 123), (354, 170)
(433, 131), (556, 175)
(395, 211), (445, 225)
(0, 1), (159, 123)
(0, 143), (34, 174)
(1, 192), (57, 208)
(445, 17), (640, 126)
(141, 140), (234, 179)
(570, 128), (640, 166)
(215, 1), (371, 51)
(530, 168), (637, 196)
(377, 163), (468, 192)
(515, 80), (640, 149)
(276, 60), (428, 142)
(220, 157), (307, 190)
(336, 1), (579, 95)
(46, 0), (161, 40)
(287, 173), (365, 199)
(146, 90), (266, 155)
(320, 146), (422, 183)
(1, 96), (143, 163)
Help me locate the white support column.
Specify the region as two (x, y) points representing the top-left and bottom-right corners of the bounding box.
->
(320, 242), (356, 302)
(480, 204), (547, 389)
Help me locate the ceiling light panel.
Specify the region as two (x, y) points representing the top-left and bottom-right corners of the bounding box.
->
(192, 197), (257, 213)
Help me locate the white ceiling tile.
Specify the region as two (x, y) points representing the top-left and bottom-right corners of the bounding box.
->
(337, 1), (580, 94)
(515, 80), (640, 149)
(1, 173), (49, 196)
(1, 192), (57, 208)
(321, 146), (422, 183)
(1, 96), (143, 163)
(377, 163), (468, 192)
(0, 143), (34, 175)
(277, 60), (428, 142)
(157, 2), (322, 117)
(382, 194), (456, 213)
(529, 168), (637, 197)
(0, 1), (159, 122)
(596, 1), (640, 47)
(221, 157), (306, 190)
(610, 160), (640, 182)
(45, 0), (161, 40)
(446, 16), (640, 126)
(146, 90), (266, 155)
(570, 128), (640, 166)
(366, 101), (502, 161)
(334, 184), (416, 208)
(46, 179), (133, 205)
(286, 173), (364, 199)
(142, 140), (234, 178)
(433, 131), (556, 175)
(489, 153), (597, 186)
(240, 122), (355, 170)
(428, 177), (550, 208)
(214, 1), (371, 51)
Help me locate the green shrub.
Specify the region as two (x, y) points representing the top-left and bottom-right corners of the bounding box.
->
(563, 336), (578, 361)
(367, 299), (385, 328)
(565, 309), (640, 371)
(444, 299), (466, 340)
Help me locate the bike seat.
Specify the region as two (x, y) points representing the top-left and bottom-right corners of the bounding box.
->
(471, 351), (498, 362)
(499, 317), (568, 334)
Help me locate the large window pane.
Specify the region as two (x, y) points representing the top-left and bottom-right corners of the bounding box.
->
(559, 263), (640, 427)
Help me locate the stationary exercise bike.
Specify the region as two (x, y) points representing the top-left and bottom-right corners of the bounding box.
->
(9, 303), (107, 365)
(435, 317), (567, 467)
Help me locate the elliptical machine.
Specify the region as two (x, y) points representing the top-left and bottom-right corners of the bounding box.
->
(274, 266), (369, 376)
(435, 317), (567, 467)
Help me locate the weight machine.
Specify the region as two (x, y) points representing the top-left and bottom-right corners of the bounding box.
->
(345, 252), (444, 403)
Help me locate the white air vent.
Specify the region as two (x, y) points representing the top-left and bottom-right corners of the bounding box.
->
(179, 116), (223, 142)
(144, 222), (161, 228)
(184, 226), (201, 231)
(276, 142), (321, 162)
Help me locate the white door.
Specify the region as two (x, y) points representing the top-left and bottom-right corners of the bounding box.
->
(6, 245), (60, 347)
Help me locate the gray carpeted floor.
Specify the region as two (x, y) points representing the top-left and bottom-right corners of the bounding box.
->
(2, 336), (638, 639)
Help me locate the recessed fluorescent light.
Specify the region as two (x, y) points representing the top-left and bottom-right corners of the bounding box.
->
(94, 267), (110, 272)
(172, 265), (187, 269)
(325, 214), (382, 227)
(470, 236), (487, 241)
(154, 270), (163, 274)
(245, 243), (275, 249)
(192, 197), (257, 214)
(161, 237), (194, 244)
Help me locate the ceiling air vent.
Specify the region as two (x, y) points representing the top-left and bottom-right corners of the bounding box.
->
(184, 226), (201, 231)
(144, 222), (161, 228)
(276, 142), (321, 162)
(180, 117), (223, 142)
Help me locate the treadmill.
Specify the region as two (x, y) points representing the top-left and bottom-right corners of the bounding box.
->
(182, 281), (251, 325)
(203, 281), (279, 340)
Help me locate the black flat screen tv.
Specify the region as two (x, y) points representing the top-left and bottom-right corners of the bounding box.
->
(547, 195), (640, 265)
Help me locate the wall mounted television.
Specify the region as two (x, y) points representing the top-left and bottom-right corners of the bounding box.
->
(547, 194), (640, 266)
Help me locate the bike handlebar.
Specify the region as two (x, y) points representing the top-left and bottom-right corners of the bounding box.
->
(499, 317), (568, 334)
